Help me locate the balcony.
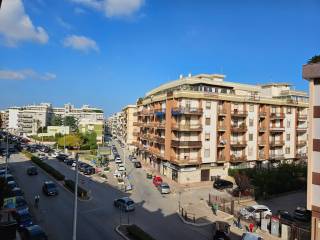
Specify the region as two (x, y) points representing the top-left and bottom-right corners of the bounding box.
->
(270, 140), (285, 147)
(170, 156), (201, 166)
(154, 122), (166, 130)
(230, 140), (247, 148)
(171, 107), (203, 116)
(296, 126), (307, 132)
(258, 126), (267, 132)
(218, 108), (227, 116)
(146, 122), (157, 128)
(269, 126), (285, 132)
(259, 111), (267, 118)
(217, 124), (227, 132)
(296, 140), (307, 147)
(231, 124), (247, 133)
(216, 155), (226, 162)
(171, 140), (202, 148)
(154, 109), (166, 117)
(231, 110), (248, 118)
(133, 122), (142, 127)
(297, 114), (308, 121)
(230, 155), (247, 163)
(296, 153), (307, 159)
(258, 153), (266, 160)
(154, 136), (165, 144)
(258, 140), (267, 146)
(149, 147), (165, 159)
(270, 153), (284, 160)
(270, 112), (285, 119)
(217, 139), (227, 148)
(172, 124), (202, 132)
(133, 132), (140, 137)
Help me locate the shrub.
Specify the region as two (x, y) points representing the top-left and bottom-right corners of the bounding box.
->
(64, 179), (88, 199)
(127, 225), (155, 240)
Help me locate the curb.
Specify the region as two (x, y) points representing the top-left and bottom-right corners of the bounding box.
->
(115, 224), (131, 240)
(176, 211), (212, 227)
(203, 202), (234, 221)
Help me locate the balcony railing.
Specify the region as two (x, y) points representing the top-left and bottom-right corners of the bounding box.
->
(259, 111), (267, 118)
(230, 140), (247, 148)
(154, 136), (165, 144)
(297, 114), (308, 121)
(218, 108), (227, 115)
(296, 140), (307, 147)
(217, 139), (227, 148)
(216, 155), (226, 162)
(296, 126), (308, 132)
(231, 124), (247, 132)
(269, 126), (285, 132)
(171, 140), (202, 148)
(258, 140), (266, 146)
(270, 153), (284, 159)
(133, 122), (142, 127)
(270, 140), (285, 147)
(258, 126), (267, 132)
(171, 107), (203, 115)
(296, 153), (307, 159)
(258, 153), (266, 160)
(217, 124), (227, 131)
(270, 112), (285, 119)
(172, 124), (202, 132)
(230, 155), (247, 163)
(231, 110), (248, 118)
(155, 122), (166, 129)
(170, 156), (201, 165)
(133, 132), (139, 137)
(154, 109), (166, 117)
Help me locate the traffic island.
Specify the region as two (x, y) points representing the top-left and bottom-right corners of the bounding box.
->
(64, 179), (90, 200)
(115, 224), (156, 240)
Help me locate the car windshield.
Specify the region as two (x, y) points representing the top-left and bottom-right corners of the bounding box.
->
(161, 185), (169, 189)
(127, 201), (134, 206)
(246, 207), (255, 213)
(47, 183), (56, 189)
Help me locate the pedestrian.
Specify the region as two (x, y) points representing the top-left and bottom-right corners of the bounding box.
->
(249, 223), (254, 232)
(34, 195), (40, 208)
(237, 215), (242, 229)
(212, 203), (218, 215)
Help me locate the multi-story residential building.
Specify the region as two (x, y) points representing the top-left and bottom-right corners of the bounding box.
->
(303, 61), (320, 240)
(4, 103), (104, 136)
(0, 110), (6, 129)
(134, 74), (308, 184)
(107, 112), (123, 138)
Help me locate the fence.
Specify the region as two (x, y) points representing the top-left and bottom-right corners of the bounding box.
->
(178, 206), (196, 223)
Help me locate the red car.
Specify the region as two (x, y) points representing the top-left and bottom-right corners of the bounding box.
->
(153, 176), (163, 187)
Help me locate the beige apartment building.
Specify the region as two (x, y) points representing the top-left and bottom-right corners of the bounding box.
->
(133, 74), (308, 184)
(303, 62), (320, 240)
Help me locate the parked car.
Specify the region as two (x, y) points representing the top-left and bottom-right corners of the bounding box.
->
(118, 166), (126, 171)
(56, 154), (68, 161)
(20, 225), (48, 240)
(79, 163), (90, 172)
(293, 207), (311, 222)
(157, 183), (170, 194)
(241, 232), (263, 240)
(15, 196), (29, 212)
(3, 174), (15, 183)
(153, 176), (163, 187)
(83, 166), (95, 175)
(27, 166), (38, 176)
(42, 181), (58, 196)
(115, 157), (122, 164)
(12, 209), (33, 229)
(10, 187), (24, 197)
(277, 210), (295, 223)
(114, 197), (135, 211)
(213, 179), (233, 190)
(7, 181), (18, 190)
(64, 159), (74, 166)
(134, 161), (142, 168)
(239, 205), (272, 220)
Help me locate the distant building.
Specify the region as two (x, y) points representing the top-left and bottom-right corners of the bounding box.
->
(303, 62), (320, 240)
(38, 126), (70, 138)
(134, 73), (308, 183)
(3, 103), (104, 136)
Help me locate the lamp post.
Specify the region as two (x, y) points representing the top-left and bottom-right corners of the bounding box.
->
(64, 125), (66, 153)
(5, 130), (9, 179)
(72, 151), (79, 240)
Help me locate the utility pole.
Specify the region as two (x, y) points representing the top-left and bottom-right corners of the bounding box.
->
(64, 125), (66, 153)
(72, 152), (79, 240)
(5, 130), (9, 179)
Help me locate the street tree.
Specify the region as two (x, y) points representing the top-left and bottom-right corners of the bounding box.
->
(50, 115), (63, 126)
(63, 116), (78, 133)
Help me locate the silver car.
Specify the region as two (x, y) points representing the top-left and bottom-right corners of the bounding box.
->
(158, 183), (170, 194)
(114, 197), (135, 211)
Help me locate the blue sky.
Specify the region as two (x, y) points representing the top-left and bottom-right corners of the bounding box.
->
(0, 0), (319, 116)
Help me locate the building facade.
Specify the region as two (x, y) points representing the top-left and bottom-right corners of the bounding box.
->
(303, 62), (320, 240)
(134, 74), (308, 184)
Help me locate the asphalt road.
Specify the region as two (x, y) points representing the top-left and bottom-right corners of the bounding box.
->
(6, 145), (213, 240)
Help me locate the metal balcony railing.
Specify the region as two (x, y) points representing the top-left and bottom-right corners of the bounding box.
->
(171, 140), (202, 148)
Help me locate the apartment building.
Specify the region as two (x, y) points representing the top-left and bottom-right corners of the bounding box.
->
(303, 62), (320, 240)
(107, 112), (123, 138)
(0, 110), (7, 129)
(4, 103), (104, 136)
(134, 74), (308, 184)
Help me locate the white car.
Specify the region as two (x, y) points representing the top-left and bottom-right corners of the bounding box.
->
(115, 158), (122, 164)
(240, 205), (272, 220)
(118, 166), (126, 171)
(241, 232), (263, 240)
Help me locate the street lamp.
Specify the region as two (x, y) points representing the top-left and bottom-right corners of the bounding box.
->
(72, 151), (79, 240)
(5, 130), (9, 179)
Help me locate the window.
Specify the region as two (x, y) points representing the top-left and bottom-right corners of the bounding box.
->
(249, 134), (253, 141)
(205, 117), (211, 125)
(285, 147), (290, 154)
(205, 133), (210, 141)
(287, 120), (291, 128)
(287, 107), (291, 114)
(204, 149), (210, 158)
(286, 134), (290, 141)
(249, 104), (254, 112)
(221, 88), (227, 93)
(206, 101), (211, 110)
(249, 119), (254, 127)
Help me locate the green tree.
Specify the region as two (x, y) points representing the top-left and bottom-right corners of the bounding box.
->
(50, 115), (63, 126)
(81, 132), (97, 150)
(308, 55), (320, 64)
(63, 116), (78, 133)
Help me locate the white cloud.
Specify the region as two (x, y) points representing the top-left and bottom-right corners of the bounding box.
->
(0, 69), (56, 81)
(70, 0), (144, 18)
(63, 35), (99, 52)
(57, 17), (72, 30)
(0, 0), (49, 46)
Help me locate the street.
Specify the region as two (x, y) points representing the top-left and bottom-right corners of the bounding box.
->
(6, 142), (213, 240)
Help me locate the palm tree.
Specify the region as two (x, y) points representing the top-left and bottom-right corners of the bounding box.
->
(308, 55), (320, 64)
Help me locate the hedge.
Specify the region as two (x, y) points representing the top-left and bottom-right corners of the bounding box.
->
(64, 179), (89, 199)
(22, 150), (65, 181)
(127, 225), (155, 240)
